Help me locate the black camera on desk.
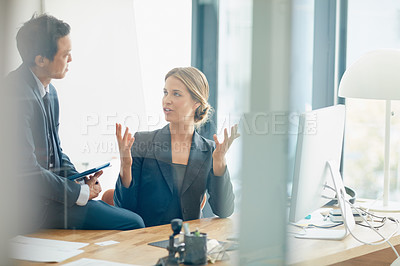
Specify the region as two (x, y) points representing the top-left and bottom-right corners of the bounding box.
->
(155, 219), (207, 266)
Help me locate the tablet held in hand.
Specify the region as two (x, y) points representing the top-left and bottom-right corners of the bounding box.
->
(67, 162), (111, 181)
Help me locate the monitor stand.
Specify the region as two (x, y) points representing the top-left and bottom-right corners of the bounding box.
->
(295, 160), (356, 240)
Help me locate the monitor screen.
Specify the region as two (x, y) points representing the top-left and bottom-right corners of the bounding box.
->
(289, 105), (346, 223)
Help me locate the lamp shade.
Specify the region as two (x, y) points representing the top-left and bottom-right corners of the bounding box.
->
(338, 49), (400, 100)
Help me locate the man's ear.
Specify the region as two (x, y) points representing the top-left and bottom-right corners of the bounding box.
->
(193, 102), (201, 110)
(34, 55), (47, 67)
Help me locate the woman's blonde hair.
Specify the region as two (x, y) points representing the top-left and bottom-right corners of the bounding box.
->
(165, 67), (212, 127)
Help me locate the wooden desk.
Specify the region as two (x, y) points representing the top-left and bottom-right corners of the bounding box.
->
(287, 211), (400, 265)
(16, 217), (237, 266)
(16, 211), (400, 265)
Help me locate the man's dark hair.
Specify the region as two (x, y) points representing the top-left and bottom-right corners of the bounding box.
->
(16, 13), (70, 66)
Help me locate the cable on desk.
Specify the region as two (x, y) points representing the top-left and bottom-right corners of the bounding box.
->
(289, 222), (343, 229)
(323, 184), (400, 258)
(353, 207), (389, 229)
(356, 217), (387, 229)
(323, 186), (392, 229)
(341, 194), (400, 258)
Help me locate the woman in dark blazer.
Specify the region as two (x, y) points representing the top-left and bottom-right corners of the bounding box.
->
(114, 67), (239, 227)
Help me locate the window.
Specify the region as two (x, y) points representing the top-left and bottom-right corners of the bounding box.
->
(217, 0), (252, 209)
(343, 0), (400, 200)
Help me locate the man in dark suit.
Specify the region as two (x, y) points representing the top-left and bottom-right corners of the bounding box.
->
(7, 14), (144, 231)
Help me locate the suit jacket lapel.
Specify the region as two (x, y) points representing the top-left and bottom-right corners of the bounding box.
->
(181, 130), (209, 195)
(21, 65), (49, 123)
(153, 125), (174, 194)
(19, 64), (52, 168)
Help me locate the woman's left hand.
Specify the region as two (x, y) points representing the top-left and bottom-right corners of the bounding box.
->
(212, 124), (240, 176)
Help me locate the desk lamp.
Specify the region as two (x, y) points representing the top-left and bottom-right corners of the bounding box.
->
(338, 49), (400, 211)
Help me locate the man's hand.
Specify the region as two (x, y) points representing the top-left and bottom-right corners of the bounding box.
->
(85, 170), (103, 200)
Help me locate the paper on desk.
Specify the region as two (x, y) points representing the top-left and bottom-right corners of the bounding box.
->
(12, 235), (88, 250)
(293, 209), (336, 228)
(289, 208), (344, 236)
(62, 258), (139, 265)
(95, 240), (119, 246)
(10, 242), (83, 263)
(9, 235), (89, 263)
(207, 239), (230, 263)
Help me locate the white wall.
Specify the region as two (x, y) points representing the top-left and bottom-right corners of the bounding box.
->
(43, 0), (145, 198)
(45, 0), (146, 170)
(133, 0), (192, 131)
(45, 0), (192, 196)
(4, 0), (42, 73)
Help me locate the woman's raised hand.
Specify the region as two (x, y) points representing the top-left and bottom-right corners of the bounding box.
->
(116, 123), (135, 168)
(212, 124), (240, 176)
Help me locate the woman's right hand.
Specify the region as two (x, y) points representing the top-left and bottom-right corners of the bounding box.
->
(116, 123), (135, 166)
(116, 123), (135, 180)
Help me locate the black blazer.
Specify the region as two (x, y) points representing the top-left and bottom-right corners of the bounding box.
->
(114, 125), (235, 227)
(8, 64), (81, 221)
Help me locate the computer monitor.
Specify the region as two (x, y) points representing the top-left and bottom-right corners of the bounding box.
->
(289, 105), (346, 223)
